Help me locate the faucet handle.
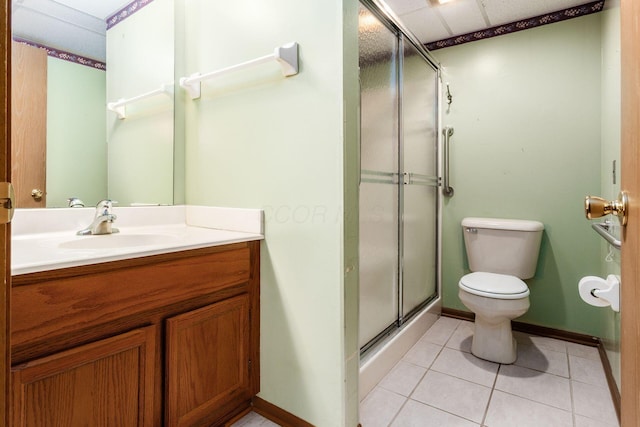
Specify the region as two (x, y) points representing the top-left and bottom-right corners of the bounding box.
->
(96, 199), (118, 208)
(95, 199), (118, 217)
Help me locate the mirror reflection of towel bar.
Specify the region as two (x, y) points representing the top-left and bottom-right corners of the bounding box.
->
(107, 84), (172, 119)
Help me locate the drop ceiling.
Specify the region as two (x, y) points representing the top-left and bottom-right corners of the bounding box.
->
(11, 0), (130, 62)
(11, 0), (612, 64)
(382, 0), (612, 45)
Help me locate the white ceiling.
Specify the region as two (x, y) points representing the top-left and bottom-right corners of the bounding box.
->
(12, 0), (612, 63)
(53, 0), (131, 19)
(381, 0), (607, 44)
(11, 0), (130, 62)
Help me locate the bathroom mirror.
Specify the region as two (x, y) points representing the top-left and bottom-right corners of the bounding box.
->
(11, 0), (176, 208)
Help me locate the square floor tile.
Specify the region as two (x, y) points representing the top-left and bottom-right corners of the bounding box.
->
(514, 332), (568, 353)
(420, 316), (460, 345)
(567, 342), (601, 361)
(514, 342), (569, 377)
(378, 360), (427, 397)
(391, 399), (480, 427)
(431, 347), (499, 387)
(231, 412), (280, 427)
(445, 320), (473, 353)
(570, 355), (608, 387)
(572, 380), (618, 425)
(484, 390), (573, 427)
(495, 364), (571, 410)
(360, 387), (407, 427)
(411, 370), (491, 423)
(403, 339), (443, 369)
(574, 414), (619, 427)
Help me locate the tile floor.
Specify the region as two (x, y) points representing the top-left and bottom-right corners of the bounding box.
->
(360, 316), (619, 427)
(231, 411), (280, 427)
(232, 316), (619, 427)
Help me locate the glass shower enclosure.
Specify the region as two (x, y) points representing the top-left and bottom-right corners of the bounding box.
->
(359, 1), (440, 354)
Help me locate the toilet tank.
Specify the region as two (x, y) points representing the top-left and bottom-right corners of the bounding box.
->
(462, 217), (544, 279)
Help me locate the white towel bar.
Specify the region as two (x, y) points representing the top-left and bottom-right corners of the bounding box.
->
(180, 42), (299, 99)
(107, 84), (172, 119)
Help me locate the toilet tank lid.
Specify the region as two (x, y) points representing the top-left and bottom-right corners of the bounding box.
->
(462, 217), (544, 232)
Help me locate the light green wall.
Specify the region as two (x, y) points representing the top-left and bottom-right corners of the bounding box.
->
(181, 1), (359, 425)
(46, 58), (106, 207)
(599, 3), (621, 390)
(106, 0), (174, 206)
(434, 14), (613, 337)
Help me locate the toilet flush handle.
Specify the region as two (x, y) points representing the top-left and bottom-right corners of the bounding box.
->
(584, 191), (628, 226)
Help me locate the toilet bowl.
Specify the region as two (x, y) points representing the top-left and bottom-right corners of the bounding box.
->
(459, 272), (530, 364)
(458, 217), (544, 364)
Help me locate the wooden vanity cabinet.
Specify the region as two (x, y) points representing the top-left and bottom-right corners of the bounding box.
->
(12, 326), (156, 427)
(11, 241), (260, 427)
(166, 295), (252, 427)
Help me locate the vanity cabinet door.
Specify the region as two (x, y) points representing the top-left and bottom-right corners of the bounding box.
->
(11, 326), (156, 427)
(166, 294), (252, 427)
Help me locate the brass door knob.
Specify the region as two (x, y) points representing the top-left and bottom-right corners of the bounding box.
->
(31, 189), (43, 201)
(585, 191), (628, 226)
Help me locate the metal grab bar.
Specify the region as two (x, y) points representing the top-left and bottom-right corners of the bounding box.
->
(442, 126), (454, 197)
(592, 222), (622, 249)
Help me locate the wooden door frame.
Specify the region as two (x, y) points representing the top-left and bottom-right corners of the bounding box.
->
(0, 2), (635, 427)
(620, 0), (640, 425)
(0, 1), (10, 426)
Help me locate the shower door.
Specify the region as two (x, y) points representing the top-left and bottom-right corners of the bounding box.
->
(399, 41), (439, 320)
(358, 4), (400, 350)
(358, 3), (439, 353)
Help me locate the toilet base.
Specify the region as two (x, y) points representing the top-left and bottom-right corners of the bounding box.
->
(458, 287), (529, 365)
(471, 315), (517, 364)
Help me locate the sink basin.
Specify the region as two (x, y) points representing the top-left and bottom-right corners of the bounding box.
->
(58, 233), (179, 250)
(12, 218), (263, 276)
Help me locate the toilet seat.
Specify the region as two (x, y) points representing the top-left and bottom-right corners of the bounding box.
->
(459, 272), (530, 299)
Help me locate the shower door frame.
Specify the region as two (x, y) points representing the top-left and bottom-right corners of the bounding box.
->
(359, 0), (443, 356)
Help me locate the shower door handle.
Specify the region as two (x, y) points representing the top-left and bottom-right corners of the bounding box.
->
(442, 127), (454, 197)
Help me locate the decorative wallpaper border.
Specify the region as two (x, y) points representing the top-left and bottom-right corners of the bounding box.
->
(12, 37), (106, 71)
(107, 0), (155, 30)
(425, 0), (605, 51)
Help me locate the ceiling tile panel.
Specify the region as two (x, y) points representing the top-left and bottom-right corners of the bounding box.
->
(437, 0), (488, 35)
(53, 0), (131, 19)
(383, 0), (430, 15)
(480, 0), (592, 26)
(12, 7), (106, 61)
(399, 7), (451, 43)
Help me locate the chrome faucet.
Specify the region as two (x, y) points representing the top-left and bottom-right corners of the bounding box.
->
(77, 199), (119, 235)
(67, 197), (85, 208)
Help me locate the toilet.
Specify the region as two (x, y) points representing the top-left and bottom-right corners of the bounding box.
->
(458, 217), (544, 364)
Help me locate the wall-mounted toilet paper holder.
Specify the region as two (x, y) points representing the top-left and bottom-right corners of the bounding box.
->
(578, 275), (620, 312)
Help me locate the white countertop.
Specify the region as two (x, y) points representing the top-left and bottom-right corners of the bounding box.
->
(12, 205), (264, 276)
